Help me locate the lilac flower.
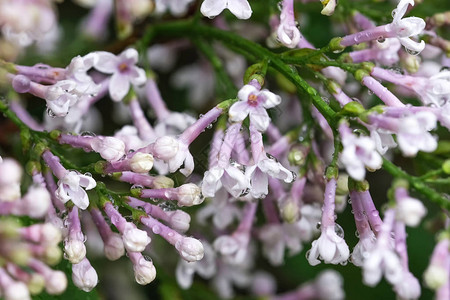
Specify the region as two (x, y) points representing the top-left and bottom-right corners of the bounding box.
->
(395, 188), (427, 227)
(362, 209), (403, 286)
(229, 82), (281, 132)
(200, 0), (252, 20)
(71, 258), (98, 292)
(91, 137), (126, 162)
(277, 0), (301, 48)
(93, 48), (146, 101)
(307, 226), (350, 266)
(214, 232), (250, 264)
(386, 0), (425, 54)
(339, 123), (382, 181)
(245, 157), (294, 199)
(155, 0), (195, 16)
(351, 230), (376, 267)
(202, 165), (249, 198)
(320, 0), (337, 16)
(396, 112), (437, 157)
(45, 80), (79, 117)
(55, 171), (96, 210)
(176, 241), (216, 289)
(65, 54), (100, 96)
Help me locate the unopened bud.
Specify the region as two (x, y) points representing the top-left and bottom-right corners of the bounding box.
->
(122, 223), (151, 252)
(64, 240), (86, 264)
(72, 258), (98, 292)
(104, 233), (125, 261)
(177, 184), (203, 207)
(166, 210), (191, 233)
(133, 256), (156, 285)
(175, 237), (204, 262)
(152, 136), (179, 161)
(45, 271), (67, 295)
(153, 176), (174, 189)
(130, 152), (154, 173)
(91, 137), (126, 162)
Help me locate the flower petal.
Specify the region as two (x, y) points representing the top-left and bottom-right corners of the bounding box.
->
(260, 90), (282, 109)
(109, 73), (130, 102)
(249, 106), (270, 132)
(227, 0), (252, 20)
(200, 0), (227, 18)
(398, 37), (425, 54)
(94, 51), (118, 74)
(228, 101), (251, 123)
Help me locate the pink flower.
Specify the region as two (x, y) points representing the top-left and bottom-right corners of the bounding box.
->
(229, 83), (281, 132)
(200, 0), (252, 20)
(93, 48), (146, 101)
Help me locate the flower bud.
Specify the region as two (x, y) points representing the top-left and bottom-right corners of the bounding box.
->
(280, 199), (300, 224)
(130, 152), (154, 173)
(152, 136), (179, 161)
(4, 282), (30, 300)
(166, 210), (191, 233)
(133, 256), (156, 285)
(175, 237), (204, 262)
(64, 239), (86, 264)
(44, 245), (63, 266)
(72, 258), (98, 292)
(45, 271), (67, 295)
(27, 274), (45, 295)
(176, 184), (203, 207)
(40, 224), (62, 245)
(396, 197), (427, 227)
(424, 265), (448, 289)
(153, 175), (174, 189)
(122, 223), (151, 252)
(0, 158), (23, 185)
(104, 233), (125, 261)
(21, 186), (51, 218)
(0, 184), (21, 202)
(91, 137), (126, 162)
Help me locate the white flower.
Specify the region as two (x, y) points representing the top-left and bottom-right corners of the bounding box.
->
(91, 137), (126, 162)
(397, 112), (437, 157)
(133, 256), (156, 285)
(307, 226), (350, 266)
(45, 80), (78, 117)
(130, 152), (154, 173)
(177, 183), (204, 207)
(175, 237), (204, 262)
(201, 165), (249, 198)
(55, 171), (96, 210)
(340, 127), (382, 181)
(64, 239), (86, 264)
(229, 84), (281, 132)
(71, 258), (98, 292)
(155, 0), (194, 16)
(386, 0), (425, 54)
(320, 0), (337, 16)
(122, 223), (151, 252)
(315, 270), (345, 300)
(394, 271), (421, 300)
(351, 230), (377, 267)
(396, 196), (427, 227)
(200, 0), (252, 20)
(65, 54), (100, 96)
(363, 246), (403, 286)
(245, 157), (294, 199)
(93, 48), (146, 101)
(214, 232), (250, 264)
(104, 233), (125, 261)
(277, 0), (301, 48)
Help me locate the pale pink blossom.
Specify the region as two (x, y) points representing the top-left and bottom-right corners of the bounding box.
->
(55, 171), (96, 210)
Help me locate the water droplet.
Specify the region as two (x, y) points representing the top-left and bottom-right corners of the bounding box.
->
(377, 36), (386, 43)
(266, 153), (278, 162)
(240, 188), (250, 197)
(84, 172), (92, 177)
(206, 123), (213, 129)
(168, 232), (174, 237)
(347, 198), (352, 204)
(305, 249), (311, 259)
(158, 201), (176, 211)
(83, 235), (88, 243)
(290, 171), (297, 181)
(131, 184), (143, 190)
(316, 222), (321, 230)
(340, 260), (348, 266)
(80, 131), (96, 137)
(334, 223), (344, 238)
(277, 1), (283, 11)
(128, 149), (135, 153)
(355, 230), (360, 238)
(405, 48), (420, 56)
(368, 89), (374, 95)
(47, 108), (56, 118)
(152, 225), (161, 234)
(198, 114), (204, 118)
(142, 255), (153, 263)
(371, 210), (379, 218)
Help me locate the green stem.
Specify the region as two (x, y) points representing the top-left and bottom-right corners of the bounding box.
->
(382, 158), (449, 210)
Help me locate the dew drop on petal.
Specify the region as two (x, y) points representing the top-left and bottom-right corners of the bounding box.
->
(316, 222), (321, 230)
(334, 223), (345, 238)
(152, 225), (161, 234)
